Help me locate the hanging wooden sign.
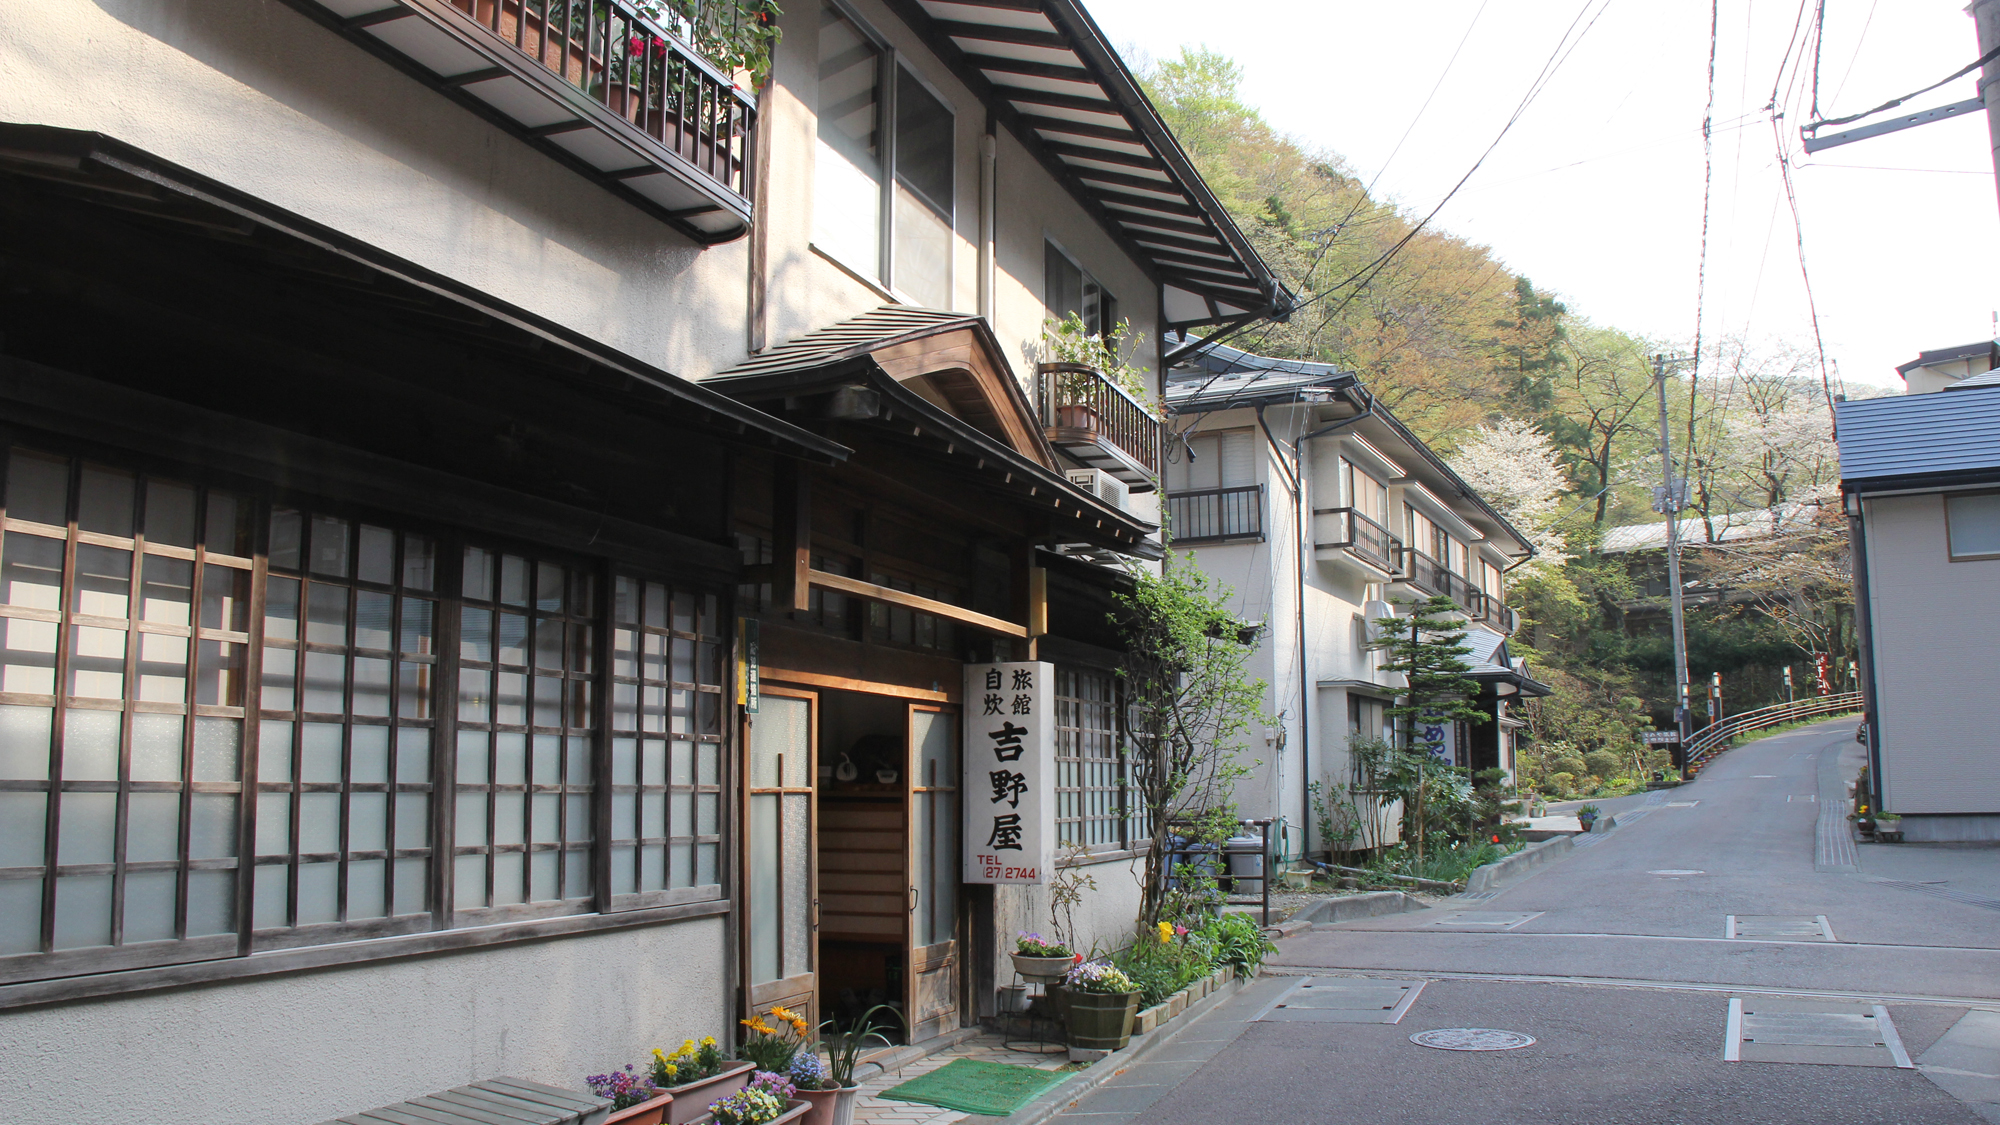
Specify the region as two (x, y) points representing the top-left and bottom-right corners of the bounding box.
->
(963, 661), (1055, 885)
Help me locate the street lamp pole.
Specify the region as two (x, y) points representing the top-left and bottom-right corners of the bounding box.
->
(1653, 354), (1693, 754)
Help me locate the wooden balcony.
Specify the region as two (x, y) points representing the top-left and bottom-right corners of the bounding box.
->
(286, 0), (756, 243)
(1037, 363), (1167, 490)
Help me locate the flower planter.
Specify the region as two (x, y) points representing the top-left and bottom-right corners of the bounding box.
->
(1011, 953), (1075, 983)
(796, 1086), (859, 1125)
(1065, 989), (1139, 1052)
(606, 1093), (674, 1125)
(1166, 991), (1186, 1018)
(662, 1062), (757, 1125)
(1134, 1002), (1168, 1035)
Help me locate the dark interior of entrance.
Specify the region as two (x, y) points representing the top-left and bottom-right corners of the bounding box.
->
(815, 690), (912, 1042)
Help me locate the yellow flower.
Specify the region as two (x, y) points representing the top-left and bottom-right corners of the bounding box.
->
(662, 1063), (678, 1079)
(790, 1019), (810, 1036)
(701, 1036), (717, 1048)
(1156, 920), (1174, 943)
(771, 1006), (798, 1023)
(653, 1048), (669, 1064)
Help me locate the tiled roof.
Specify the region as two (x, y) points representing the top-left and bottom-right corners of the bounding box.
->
(1599, 503), (1826, 554)
(1837, 383), (2000, 486)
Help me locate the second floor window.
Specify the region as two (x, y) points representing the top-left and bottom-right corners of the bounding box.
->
(814, 3), (955, 309)
(1341, 460), (1388, 526)
(1046, 241), (1116, 335)
(1167, 430), (1256, 493)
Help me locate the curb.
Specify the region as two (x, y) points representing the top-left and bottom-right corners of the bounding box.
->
(1464, 834), (1574, 895)
(1293, 890), (1430, 927)
(967, 967), (1263, 1125)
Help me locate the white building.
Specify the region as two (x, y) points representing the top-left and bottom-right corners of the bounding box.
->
(1161, 340), (1544, 863)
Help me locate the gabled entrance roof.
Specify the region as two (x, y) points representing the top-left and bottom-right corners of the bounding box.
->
(711, 307), (1161, 558)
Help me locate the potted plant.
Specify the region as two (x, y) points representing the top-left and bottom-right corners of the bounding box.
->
(1038, 313), (1157, 430)
(1874, 812), (1903, 842)
(710, 1070), (810, 1125)
(1062, 960), (1140, 1052)
(1011, 932), (1078, 983)
(795, 1004), (892, 1125)
(585, 1065), (670, 1125)
(1576, 804), (1601, 833)
(651, 1036), (755, 1125)
(738, 1005), (813, 1074)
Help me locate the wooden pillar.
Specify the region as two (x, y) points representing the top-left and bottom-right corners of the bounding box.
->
(772, 461), (811, 613)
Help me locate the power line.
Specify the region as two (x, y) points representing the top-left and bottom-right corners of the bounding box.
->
(1687, 0), (1720, 480)
(1829, 0), (1879, 107)
(1766, 112), (1839, 426)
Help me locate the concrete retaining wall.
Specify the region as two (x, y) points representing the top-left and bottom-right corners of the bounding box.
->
(1465, 834), (1575, 895)
(1294, 891), (1429, 926)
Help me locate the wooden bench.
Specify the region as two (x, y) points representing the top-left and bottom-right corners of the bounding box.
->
(311, 1077), (609, 1125)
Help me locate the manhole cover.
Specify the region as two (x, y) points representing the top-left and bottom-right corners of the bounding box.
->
(1649, 869), (1705, 875)
(1421, 911), (1543, 930)
(1410, 1028), (1536, 1051)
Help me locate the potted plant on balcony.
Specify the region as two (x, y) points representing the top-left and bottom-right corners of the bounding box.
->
(585, 1065), (670, 1125)
(651, 1036), (755, 1125)
(1061, 959), (1141, 1052)
(1040, 313), (1156, 430)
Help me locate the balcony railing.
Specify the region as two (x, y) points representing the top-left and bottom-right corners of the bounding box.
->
(1167, 486), (1264, 544)
(1398, 548), (1517, 632)
(292, 0), (756, 242)
(1038, 363), (1167, 489)
(1312, 507), (1402, 574)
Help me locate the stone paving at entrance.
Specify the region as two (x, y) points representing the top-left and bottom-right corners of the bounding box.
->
(851, 1034), (1075, 1125)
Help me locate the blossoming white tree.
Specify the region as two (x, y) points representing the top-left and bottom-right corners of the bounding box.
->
(1447, 418), (1571, 570)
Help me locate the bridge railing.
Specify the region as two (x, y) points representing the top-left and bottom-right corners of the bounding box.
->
(1683, 691), (1864, 773)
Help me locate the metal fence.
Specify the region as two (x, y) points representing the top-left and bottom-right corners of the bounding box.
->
(1684, 691), (1865, 772)
(1167, 485), (1263, 544)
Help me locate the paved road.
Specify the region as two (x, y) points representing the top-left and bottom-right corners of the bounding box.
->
(1044, 719), (2000, 1124)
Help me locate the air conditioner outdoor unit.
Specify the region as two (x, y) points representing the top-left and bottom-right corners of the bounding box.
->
(1066, 469), (1129, 512)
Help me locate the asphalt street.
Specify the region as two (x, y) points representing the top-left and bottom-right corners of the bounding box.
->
(1044, 719), (2000, 1124)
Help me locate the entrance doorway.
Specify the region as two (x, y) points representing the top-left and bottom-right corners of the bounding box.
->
(809, 689), (961, 1044)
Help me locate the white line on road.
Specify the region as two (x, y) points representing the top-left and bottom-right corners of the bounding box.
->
(1876, 1003), (1916, 1068)
(1297, 929), (2000, 953)
(1724, 998), (1743, 1061)
(1261, 966), (2000, 1010)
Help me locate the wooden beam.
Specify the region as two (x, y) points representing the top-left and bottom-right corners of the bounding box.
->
(809, 569), (1029, 638)
(773, 461), (811, 612)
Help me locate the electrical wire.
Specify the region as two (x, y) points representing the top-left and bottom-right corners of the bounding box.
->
(1806, 42), (2000, 133)
(1766, 111), (1840, 426)
(1828, 0), (1878, 108)
(1686, 0), (1720, 484)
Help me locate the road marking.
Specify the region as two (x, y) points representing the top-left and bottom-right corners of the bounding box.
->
(1753, 775), (1778, 778)
(1298, 928), (2000, 954)
(1666, 801), (1700, 807)
(1649, 869), (1705, 875)
(1723, 998), (1743, 1061)
(1421, 911), (1543, 930)
(1262, 966), (2000, 1010)
(1788, 794), (1816, 802)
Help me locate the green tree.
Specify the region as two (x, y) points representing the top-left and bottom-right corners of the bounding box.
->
(1366, 595), (1488, 859)
(1115, 557), (1264, 927)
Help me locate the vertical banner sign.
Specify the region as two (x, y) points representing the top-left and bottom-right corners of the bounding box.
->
(737, 616), (760, 714)
(963, 662), (1054, 885)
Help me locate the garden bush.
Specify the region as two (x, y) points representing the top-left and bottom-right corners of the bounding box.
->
(1553, 755), (1588, 779)
(1544, 771), (1575, 798)
(1582, 750), (1622, 780)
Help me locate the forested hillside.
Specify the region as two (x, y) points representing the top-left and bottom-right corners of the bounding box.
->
(1141, 49), (1860, 787)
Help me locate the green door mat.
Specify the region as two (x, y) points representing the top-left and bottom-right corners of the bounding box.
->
(877, 1058), (1068, 1116)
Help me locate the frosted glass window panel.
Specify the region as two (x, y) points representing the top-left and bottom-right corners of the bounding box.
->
(531, 794), (559, 844)
(495, 672), (527, 725)
(532, 734), (560, 785)
(396, 728), (431, 784)
(670, 841), (692, 889)
(1947, 493), (2000, 558)
(69, 626), (127, 699)
(58, 791), (116, 865)
(53, 874), (112, 949)
(460, 607), (493, 663)
(493, 793), (525, 847)
(268, 510), (303, 573)
(2, 533), (64, 611)
(136, 633), (189, 704)
(399, 598), (434, 656)
(697, 842), (718, 886)
(642, 792), (665, 839)
(498, 612), (529, 666)
(492, 852), (525, 905)
(350, 657), (390, 718)
(564, 849), (590, 899)
(494, 732), (527, 785)
(670, 792), (692, 839)
(7, 450), (70, 526)
(260, 646), (296, 712)
(782, 793), (810, 978)
(499, 556), (529, 607)
(301, 724), (343, 784)
(263, 578), (300, 643)
(535, 561), (564, 613)
(347, 858), (386, 919)
(565, 794), (590, 842)
(130, 713), (183, 782)
(306, 585), (348, 646)
(914, 710), (955, 788)
(0, 617), (57, 695)
(259, 721), (293, 784)
(530, 849), (558, 902)
(640, 843), (665, 891)
(0, 792), (46, 866)
(348, 792), (388, 853)
(611, 737), (637, 785)
(748, 792), (778, 984)
(76, 465), (134, 538)
(143, 480), (197, 549)
(205, 492), (252, 558)
(188, 794), (237, 859)
(0, 877), (41, 954)
(301, 651), (346, 713)
(298, 793), (340, 856)
(395, 792), (428, 848)
(256, 793), (291, 856)
(186, 870), (234, 937)
(297, 861), (338, 925)
(393, 857), (426, 915)
(356, 526), (395, 587)
(610, 843), (636, 895)
(122, 869), (177, 943)
(139, 555), (192, 625)
(0, 705), (52, 780)
(894, 185), (952, 310)
(699, 743), (720, 787)
(457, 730), (488, 783)
(253, 863), (288, 929)
(698, 792), (720, 836)
(194, 642), (244, 706)
(125, 792), (181, 863)
(353, 592), (393, 650)
(401, 534), (434, 592)
(455, 792), (487, 847)
(349, 725), (389, 784)
(309, 517), (350, 578)
(642, 739), (667, 786)
(455, 853), (487, 906)
(749, 695), (807, 789)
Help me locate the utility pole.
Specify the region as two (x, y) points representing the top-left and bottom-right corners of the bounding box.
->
(1653, 355), (1693, 765)
(1974, 0), (2000, 215)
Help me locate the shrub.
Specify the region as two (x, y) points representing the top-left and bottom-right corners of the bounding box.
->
(1582, 750), (1622, 780)
(1553, 755), (1588, 779)
(1544, 771), (1575, 798)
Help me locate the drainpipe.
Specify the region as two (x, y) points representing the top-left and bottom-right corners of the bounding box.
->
(1844, 488), (1884, 811)
(978, 117), (997, 323)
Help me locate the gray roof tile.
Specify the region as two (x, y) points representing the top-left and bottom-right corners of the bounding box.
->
(1837, 386), (2000, 484)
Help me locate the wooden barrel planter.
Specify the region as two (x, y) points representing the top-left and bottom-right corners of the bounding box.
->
(1064, 989), (1139, 1052)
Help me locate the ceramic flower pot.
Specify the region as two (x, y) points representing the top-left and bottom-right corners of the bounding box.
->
(1011, 953), (1075, 983)
(662, 1061), (756, 1125)
(796, 1085), (859, 1125)
(605, 1093), (673, 1125)
(1065, 989), (1139, 1052)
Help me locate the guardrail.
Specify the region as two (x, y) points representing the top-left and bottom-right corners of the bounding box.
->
(1168, 485), (1263, 544)
(1683, 691), (1864, 773)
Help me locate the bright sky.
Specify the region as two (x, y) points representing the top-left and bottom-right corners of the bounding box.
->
(1083, 0), (2000, 390)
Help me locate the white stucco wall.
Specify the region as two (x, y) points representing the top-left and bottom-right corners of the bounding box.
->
(0, 0), (755, 380)
(0, 917), (729, 1125)
(989, 853), (1144, 1011)
(1863, 492), (2000, 815)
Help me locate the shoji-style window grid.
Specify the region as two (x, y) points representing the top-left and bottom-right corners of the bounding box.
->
(606, 575), (725, 907)
(255, 509), (436, 937)
(0, 447), (252, 978)
(1054, 668), (1131, 850)
(453, 546), (598, 917)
